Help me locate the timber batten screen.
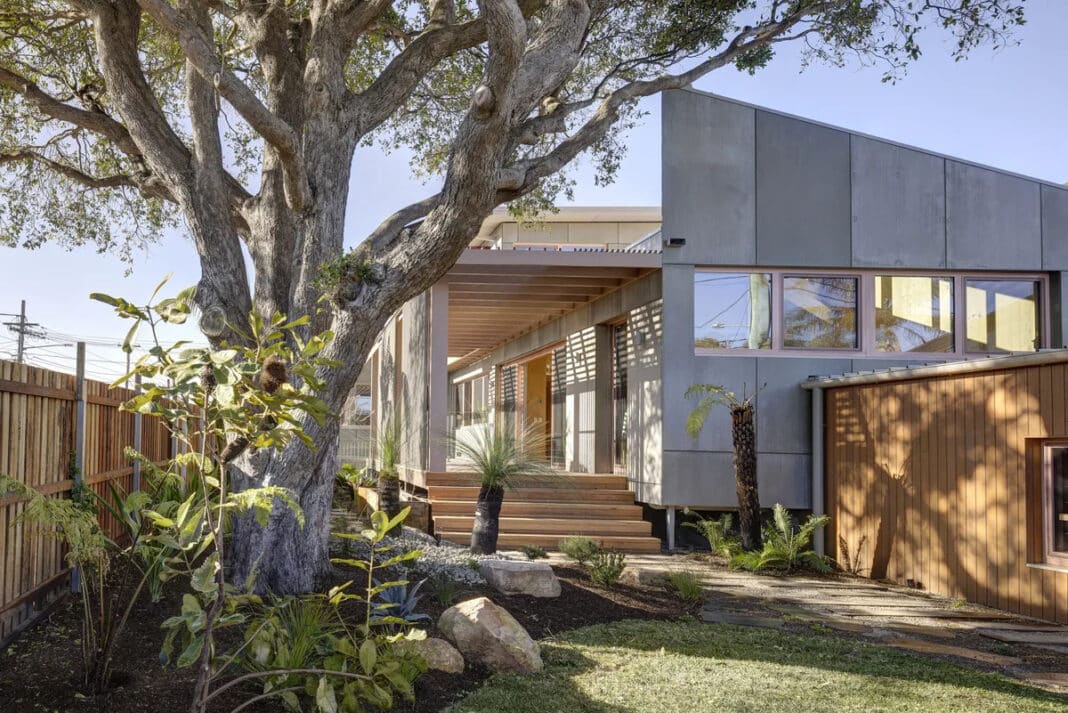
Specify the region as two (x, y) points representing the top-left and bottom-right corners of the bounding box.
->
(821, 358), (1068, 623)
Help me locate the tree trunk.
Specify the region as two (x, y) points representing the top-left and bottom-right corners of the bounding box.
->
(226, 417), (341, 593)
(731, 402), (762, 551)
(470, 485), (504, 555)
(377, 471), (402, 520)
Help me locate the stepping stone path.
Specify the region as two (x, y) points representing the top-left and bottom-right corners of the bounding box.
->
(622, 557), (1068, 690)
(700, 609), (786, 629)
(886, 638), (1023, 667)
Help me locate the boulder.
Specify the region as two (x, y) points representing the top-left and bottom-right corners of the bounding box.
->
(398, 637), (464, 674)
(479, 559), (561, 598)
(438, 597), (543, 673)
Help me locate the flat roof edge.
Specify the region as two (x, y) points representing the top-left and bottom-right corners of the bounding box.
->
(802, 350), (1068, 390)
(673, 87), (1068, 192)
(455, 248), (662, 269)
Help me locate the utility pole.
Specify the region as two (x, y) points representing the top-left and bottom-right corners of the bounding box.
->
(1, 300), (41, 363)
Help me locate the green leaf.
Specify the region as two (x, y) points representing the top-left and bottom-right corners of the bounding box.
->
(176, 635), (204, 667)
(316, 676), (338, 713)
(359, 639), (377, 675)
(122, 319), (141, 354)
(148, 273), (172, 303)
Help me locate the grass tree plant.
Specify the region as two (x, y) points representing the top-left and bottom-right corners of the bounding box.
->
(375, 424), (404, 520)
(451, 421), (552, 555)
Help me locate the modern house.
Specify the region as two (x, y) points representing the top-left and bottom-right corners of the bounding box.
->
(345, 88), (1068, 555)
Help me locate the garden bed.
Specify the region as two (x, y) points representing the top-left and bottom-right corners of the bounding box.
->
(0, 561), (692, 713)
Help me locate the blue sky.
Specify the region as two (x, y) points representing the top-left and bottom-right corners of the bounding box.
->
(1, 1), (1065, 378)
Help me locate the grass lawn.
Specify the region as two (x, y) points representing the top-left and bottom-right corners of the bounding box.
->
(446, 619), (1068, 713)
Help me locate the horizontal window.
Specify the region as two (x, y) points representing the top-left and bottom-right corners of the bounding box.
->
(875, 275), (954, 353)
(783, 276), (858, 350)
(694, 273), (771, 350)
(965, 279), (1042, 353)
(693, 269), (1046, 357)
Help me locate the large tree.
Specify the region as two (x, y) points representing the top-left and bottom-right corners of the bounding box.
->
(0, 0), (1024, 592)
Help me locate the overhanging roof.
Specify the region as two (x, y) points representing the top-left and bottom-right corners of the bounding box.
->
(446, 249), (660, 370)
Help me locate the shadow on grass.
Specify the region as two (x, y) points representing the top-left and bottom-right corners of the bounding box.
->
(447, 619), (1067, 713)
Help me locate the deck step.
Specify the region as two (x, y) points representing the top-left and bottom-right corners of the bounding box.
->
(428, 485), (635, 504)
(433, 516), (652, 537)
(429, 501), (644, 519)
(435, 531), (662, 553)
(426, 472), (629, 489)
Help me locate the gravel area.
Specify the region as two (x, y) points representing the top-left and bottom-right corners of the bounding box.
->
(329, 510), (516, 585)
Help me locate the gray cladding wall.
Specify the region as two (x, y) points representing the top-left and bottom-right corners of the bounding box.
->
(659, 88), (1068, 510)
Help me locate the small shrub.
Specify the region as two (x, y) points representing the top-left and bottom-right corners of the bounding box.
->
(559, 536), (600, 565)
(522, 545), (549, 560)
(665, 571), (704, 603)
(589, 551), (626, 587)
(426, 574), (463, 607)
(464, 557), (481, 571)
(730, 504), (832, 574)
(682, 511), (740, 558)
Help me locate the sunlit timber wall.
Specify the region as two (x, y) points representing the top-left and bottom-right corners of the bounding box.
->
(824, 361), (1068, 623)
(660, 87), (1068, 511)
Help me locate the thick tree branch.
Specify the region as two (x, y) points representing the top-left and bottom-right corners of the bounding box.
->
(0, 66), (144, 163)
(0, 151), (136, 190)
(135, 0), (311, 211)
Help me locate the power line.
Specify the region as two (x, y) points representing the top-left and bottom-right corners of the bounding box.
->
(1, 300), (42, 363)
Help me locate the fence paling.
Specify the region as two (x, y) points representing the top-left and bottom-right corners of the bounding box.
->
(0, 354), (169, 646)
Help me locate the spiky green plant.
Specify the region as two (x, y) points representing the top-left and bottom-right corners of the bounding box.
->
(589, 551), (627, 587)
(451, 421), (552, 555)
(375, 424), (403, 519)
(559, 536), (600, 566)
(682, 511), (740, 558)
(730, 504), (832, 574)
(665, 571), (704, 603)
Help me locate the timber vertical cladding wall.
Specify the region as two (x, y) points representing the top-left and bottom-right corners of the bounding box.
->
(824, 362), (1068, 623)
(0, 360), (171, 643)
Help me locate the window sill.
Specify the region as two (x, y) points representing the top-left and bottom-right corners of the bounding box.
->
(1026, 562), (1068, 574)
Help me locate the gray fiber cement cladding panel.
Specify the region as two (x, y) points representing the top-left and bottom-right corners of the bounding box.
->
(1043, 185), (1068, 270)
(755, 110), (851, 267)
(662, 354), (757, 453)
(851, 137), (946, 268)
(946, 161), (1042, 270)
(662, 451), (811, 509)
(662, 90), (756, 265)
(755, 358), (852, 455)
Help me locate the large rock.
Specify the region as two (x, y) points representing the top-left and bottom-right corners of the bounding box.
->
(479, 559), (561, 598)
(438, 597), (543, 673)
(398, 637), (464, 674)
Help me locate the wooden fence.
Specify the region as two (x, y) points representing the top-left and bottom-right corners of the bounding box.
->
(0, 353), (171, 644)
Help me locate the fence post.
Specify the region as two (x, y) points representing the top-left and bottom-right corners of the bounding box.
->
(132, 373), (143, 492)
(72, 342), (86, 594)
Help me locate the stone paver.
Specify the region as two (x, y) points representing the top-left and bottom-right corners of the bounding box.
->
(1021, 672), (1068, 689)
(886, 638), (1023, 667)
(976, 629), (1068, 645)
(700, 610), (786, 629)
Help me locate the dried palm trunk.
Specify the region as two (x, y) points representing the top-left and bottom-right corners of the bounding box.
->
(731, 401), (762, 551)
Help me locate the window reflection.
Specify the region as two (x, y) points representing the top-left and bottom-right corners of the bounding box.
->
(965, 279), (1041, 353)
(694, 273), (771, 350)
(875, 276), (954, 353)
(783, 276), (858, 349)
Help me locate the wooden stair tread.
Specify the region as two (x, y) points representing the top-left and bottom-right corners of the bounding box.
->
(427, 473), (629, 489)
(428, 485), (635, 503)
(435, 531), (662, 553)
(433, 515), (651, 536)
(429, 501), (644, 519)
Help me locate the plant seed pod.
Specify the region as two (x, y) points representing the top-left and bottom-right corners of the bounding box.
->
(261, 355), (288, 394)
(199, 363), (217, 395)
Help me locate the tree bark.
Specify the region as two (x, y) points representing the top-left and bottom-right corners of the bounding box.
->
(731, 402), (762, 552)
(470, 485), (504, 555)
(377, 472), (402, 521)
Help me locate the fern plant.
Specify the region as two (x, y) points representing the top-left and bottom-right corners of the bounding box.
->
(682, 511), (740, 558)
(730, 504), (832, 574)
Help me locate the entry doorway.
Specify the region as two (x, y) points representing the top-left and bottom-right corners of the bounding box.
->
(523, 353), (552, 460)
(498, 343), (566, 467)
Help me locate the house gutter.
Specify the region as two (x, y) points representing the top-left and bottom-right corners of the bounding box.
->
(800, 349), (1068, 391)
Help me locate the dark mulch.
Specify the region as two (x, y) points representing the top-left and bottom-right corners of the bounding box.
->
(0, 564), (692, 713)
